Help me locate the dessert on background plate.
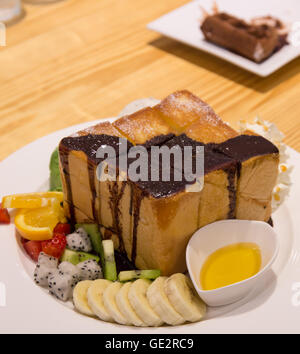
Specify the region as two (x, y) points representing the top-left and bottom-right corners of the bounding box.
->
(200, 5), (289, 63)
(0, 91), (291, 328)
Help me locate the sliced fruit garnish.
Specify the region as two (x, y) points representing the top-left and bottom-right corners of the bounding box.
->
(60, 248), (100, 265)
(42, 233), (67, 259)
(23, 240), (42, 262)
(102, 239), (117, 281)
(1, 192), (63, 209)
(118, 269), (160, 282)
(147, 276), (185, 326)
(116, 282), (146, 327)
(73, 281), (94, 316)
(15, 205), (67, 241)
(87, 279), (113, 322)
(128, 279), (163, 327)
(103, 282), (129, 325)
(76, 224), (104, 263)
(0, 205), (10, 224)
(49, 147), (63, 192)
(164, 273), (206, 322)
(53, 222), (71, 236)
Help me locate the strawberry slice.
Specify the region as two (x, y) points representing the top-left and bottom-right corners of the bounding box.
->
(42, 233), (67, 259)
(0, 204), (10, 224)
(53, 223), (71, 236)
(20, 237), (28, 245)
(24, 240), (42, 262)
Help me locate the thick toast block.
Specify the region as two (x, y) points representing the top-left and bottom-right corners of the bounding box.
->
(59, 91), (278, 275)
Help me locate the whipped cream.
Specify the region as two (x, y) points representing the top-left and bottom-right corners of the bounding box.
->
(238, 117), (292, 211)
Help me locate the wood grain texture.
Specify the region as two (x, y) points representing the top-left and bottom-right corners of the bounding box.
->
(0, 0), (299, 162)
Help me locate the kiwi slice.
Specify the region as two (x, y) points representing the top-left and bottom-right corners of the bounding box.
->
(49, 147), (62, 192)
(102, 240), (117, 281)
(75, 223), (104, 267)
(60, 248), (100, 265)
(118, 269), (161, 282)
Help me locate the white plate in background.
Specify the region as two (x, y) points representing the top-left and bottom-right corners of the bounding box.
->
(147, 0), (300, 77)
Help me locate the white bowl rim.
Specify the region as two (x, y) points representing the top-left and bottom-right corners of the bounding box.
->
(186, 219), (280, 294)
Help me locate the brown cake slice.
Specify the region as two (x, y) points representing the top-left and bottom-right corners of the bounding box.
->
(201, 12), (287, 63)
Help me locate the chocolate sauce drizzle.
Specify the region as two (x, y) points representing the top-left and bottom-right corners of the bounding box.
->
(113, 181), (126, 253)
(88, 163), (98, 223)
(215, 135), (279, 162)
(267, 217), (274, 227)
(131, 191), (144, 265)
(224, 165), (237, 219)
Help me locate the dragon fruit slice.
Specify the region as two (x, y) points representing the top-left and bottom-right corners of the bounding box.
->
(77, 259), (103, 281)
(66, 228), (92, 252)
(33, 252), (58, 287)
(58, 261), (81, 287)
(37, 252), (58, 268)
(48, 269), (74, 302)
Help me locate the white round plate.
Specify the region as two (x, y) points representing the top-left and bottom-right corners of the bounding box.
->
(0, 117), (299, 334)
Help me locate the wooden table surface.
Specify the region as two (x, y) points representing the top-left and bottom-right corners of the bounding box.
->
(0, 0), (300, 161)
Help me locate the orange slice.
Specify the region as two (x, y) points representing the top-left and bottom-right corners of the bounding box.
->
(15, 204), (67, 241)
(2, 192), (63, 209)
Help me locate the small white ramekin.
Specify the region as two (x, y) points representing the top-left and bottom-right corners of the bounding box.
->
(186, 220), (279, 307)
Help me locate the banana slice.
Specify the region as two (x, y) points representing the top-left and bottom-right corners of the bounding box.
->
(128, 279), (164, 327)
(73, 280), (94, 316)
(147, 276), (185, 326)
(116, 282), (146, 327)
(164, 274), (206, 322)
(87, 279), (113, 322)
(103, 282), (130, 325)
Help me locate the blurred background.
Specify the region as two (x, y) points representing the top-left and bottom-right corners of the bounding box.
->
(0, 0), (299, 161)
